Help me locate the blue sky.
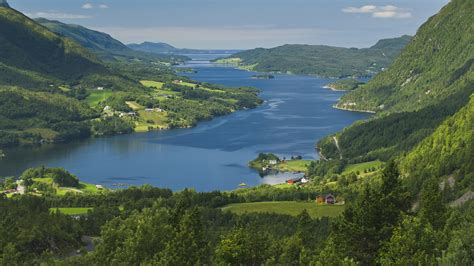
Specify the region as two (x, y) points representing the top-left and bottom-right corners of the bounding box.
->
(10, 0), (448, 49)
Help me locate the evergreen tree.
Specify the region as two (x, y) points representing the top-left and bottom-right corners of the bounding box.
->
(419, 177), (447, 230)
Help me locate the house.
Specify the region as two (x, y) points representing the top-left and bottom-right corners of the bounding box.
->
(325, 194), (336, 204)
(95, 185), (104, 190)
(97, 87), (104, 91)
(145, 108), (154, 112)
(286, 178), (302, 185)
(301, 177), (309, 184)
(316, 195), (325, 204)
(268, 160), (278, 165)
(103, 106), (112, 111)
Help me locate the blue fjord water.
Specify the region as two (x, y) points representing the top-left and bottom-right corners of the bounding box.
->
(0, 56), (369, 191)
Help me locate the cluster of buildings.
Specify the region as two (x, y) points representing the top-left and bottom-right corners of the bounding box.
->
(316, 194), (337, 205)
(286, 177), (309, 185)
(1, 181), (25, 196)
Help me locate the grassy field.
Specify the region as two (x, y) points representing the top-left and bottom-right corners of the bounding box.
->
(140, 80), (164, 89)
(33, 178), (105, 195)
(84, 90), (114, 106)
(276, 160), (312, 173)
(135, 110), (169, 132)
(214, 58), (242, 65)
(50, 207), (93, 215)
(342, 160), (383, 176)
(222, 201), (344, 218)
(125, 101), (144, 110)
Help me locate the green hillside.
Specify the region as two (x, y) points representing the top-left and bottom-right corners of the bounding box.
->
(0, 7), (108, 86)
(36, 19), (188, 63)
(337, 0), (474, 113)
(400, 95), (474, 195)
(214, 35), (411, 78)
(317, 0), (473, 165)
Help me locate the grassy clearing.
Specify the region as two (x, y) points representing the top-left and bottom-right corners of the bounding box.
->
(342, 160), (383, 175)
(140, 80), (164, 89)
(84, 90), (114, 106)
(222, 201), (344, 218)
(214, 58), (242, 65)
(276, 160), (313, 173)
(125, 101), (144, 110)
(135, 110), (169, 132)
(33, 178), (105, 195)
(50, 207), (93, 215)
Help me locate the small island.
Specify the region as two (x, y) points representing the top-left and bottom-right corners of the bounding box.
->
(324, 78), (365, 91)
(251, 74), (275, 80)
(249, 153), (313, 175)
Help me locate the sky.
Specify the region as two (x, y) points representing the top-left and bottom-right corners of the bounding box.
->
(10, 0), (449, 49)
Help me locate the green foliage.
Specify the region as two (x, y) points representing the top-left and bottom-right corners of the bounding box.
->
(214, 227), (270, 265)
(0, 196), (82, 264)
(91, 116), (134, 136)
(217, 35), (411, 77)
(401, 95), (474, 193)
(338, 0), (474, 113)
(378, 216), (440, 265)
(318, 90), (470, 162)
(22, 166), (79, 187)
(330, 162), (409, 264)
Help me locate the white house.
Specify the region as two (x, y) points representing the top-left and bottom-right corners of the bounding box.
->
(268, 160), (278, 165)
(97, 87), (104, 91)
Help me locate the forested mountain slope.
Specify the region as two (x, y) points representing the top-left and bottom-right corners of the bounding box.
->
(0, 7), (109, 87)
(338, 0), (473, 114)
(317, 0), (473, 165)
(37, 19), (187, 63)
(214, 35), (411, 78)
(400, 95), (473, 195)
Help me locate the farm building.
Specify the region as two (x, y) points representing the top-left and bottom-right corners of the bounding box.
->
(325, 194), (336, 204)
(286, 178), (302, 185)
(316, 195), (325, 204)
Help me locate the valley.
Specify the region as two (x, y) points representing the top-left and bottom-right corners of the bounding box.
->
(0, 0), (472, 264)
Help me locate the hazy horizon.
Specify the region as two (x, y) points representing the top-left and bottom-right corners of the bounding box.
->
(11, 0), (448, 50)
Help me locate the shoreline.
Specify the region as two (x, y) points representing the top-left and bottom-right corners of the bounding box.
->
(332, 104), (376, 114)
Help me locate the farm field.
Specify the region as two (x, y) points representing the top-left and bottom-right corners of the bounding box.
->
(33, 178), (105, 195)
(342, 160), (383, 176)
(50, 207), (93, 215)
(276, 160), (312, 173)
(222, 201), (344, 218)
(84, 90), (114, 106)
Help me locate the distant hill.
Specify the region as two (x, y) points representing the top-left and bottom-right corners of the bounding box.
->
(128, 41), (240, 55)
(36, 19), (188, 63)
(337, 0), (473, 114)
(0, 7), (109, 87)
(213, 35), (411, 78)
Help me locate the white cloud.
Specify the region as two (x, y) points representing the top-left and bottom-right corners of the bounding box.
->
(342, 5), (412, 19)
(26, 12), (91, 19)
(99, 4), (109, 9)
(342, 5), (377, 14)
(82, 3), (94, 9)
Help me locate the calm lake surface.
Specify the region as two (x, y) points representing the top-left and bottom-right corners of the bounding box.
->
(0, 55), (369, 191)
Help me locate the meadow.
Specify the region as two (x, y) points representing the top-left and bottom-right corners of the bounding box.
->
(222, 201), (344, 218)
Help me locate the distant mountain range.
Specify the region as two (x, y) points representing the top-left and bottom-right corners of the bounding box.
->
(128, 42), (240, 55)
(36, 19), (188, 63)
(214, 36), (412, 78)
